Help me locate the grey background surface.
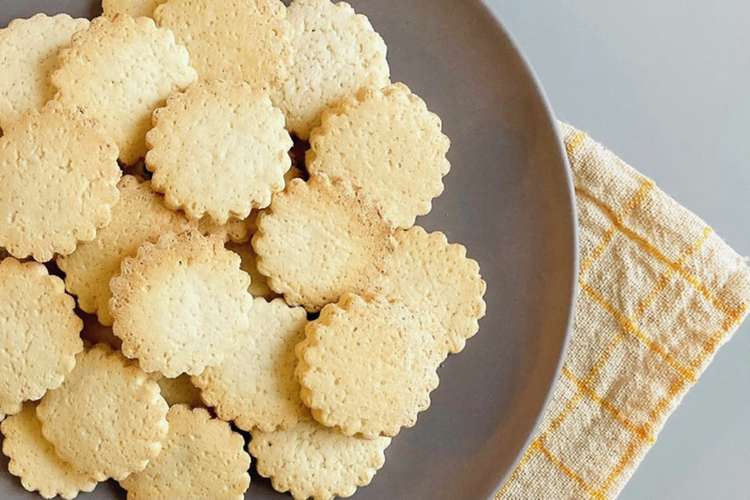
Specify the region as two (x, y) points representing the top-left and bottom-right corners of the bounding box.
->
(484, 2), (750, 499)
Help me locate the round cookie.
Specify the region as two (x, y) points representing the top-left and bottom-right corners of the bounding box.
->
(250, 415), (390, 500)
(154, 0), (290, 92)
(193, 298), (308, 432)
(297, 294), (440, 438)
(280, 0), (390, 139)
(307, 83), (451, 228)
(103, 0), (167, 18)
(252, 175), (395, 312)
(198, 215), (256, 244)
(1, 404), (97, 500)
(0, 258), (83, 419)
(0, 14), (89, 131)
(110, 230), (253, 377)
(120, 405), (250, 500)
(36, 344), (169, 481)
(374, 226), (487, 356)
(51, 15), (196, 164)
(0, 101), (121, 262)
(228, 242), (277, 299)
(146, 80), (292, 223)
(57, 175), (192, 325)
(156, 375), (203, 408)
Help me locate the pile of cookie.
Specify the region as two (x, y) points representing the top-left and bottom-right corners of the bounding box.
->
(0, 1), (486, 499)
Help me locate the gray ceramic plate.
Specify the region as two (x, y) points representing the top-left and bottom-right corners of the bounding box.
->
(0, 1), (577, 499)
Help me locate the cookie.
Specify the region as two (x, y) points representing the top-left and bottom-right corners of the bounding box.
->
(110, 230), (253, 377)
(374, 226), (486, 356)
(0, 14), (89, 131)
(0, 258), (83, 420)
(154, 0), (290, 92)
(102, 0), (167, 18)
(156, 375), (203, 407)
(1, 404), (97, 500)
(298, 293), (440, 438)
(252, 175), (395, 311)
(280, 0), (389, 139)
(193, 298), (308, 432)
(0, 101), (121, 262)
(307, 83), (450, 228)
(51, 15), (196, 164)
(198, 215), (255, 244)
(146, 80), (292, 223)
(36, 344), (169, 481)
(228, 242), (277, 299)
(80, 312), (122, 349)
(120, 405), (250, 500)
(57, 175), (192, 325)
(250, 415), (390, 500)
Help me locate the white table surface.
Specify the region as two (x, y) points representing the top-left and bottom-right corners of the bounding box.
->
(485, 1), (750, 499)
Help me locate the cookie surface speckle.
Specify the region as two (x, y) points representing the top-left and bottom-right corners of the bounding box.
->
(0, 258), (83, 419)
(102, 0), (167, 18)
(0, 102), (121, 262)
(146, 80), (292, 223)
(298, 293), (440, 438)
(0, 14), (89, 131)
(252, 175), (395, 311)
(51, 15), (196, 164)
(120, 405), (251, 500)
(155, 0), (290, 92)
(374, 226), (487, 356)
(308, 83), (450, 228)
(36, 344), (169, 481)
(250, 415), (390, 500)
(194, 298), (308, 432)
(57, 175), (192, 325)
(110, 230), (254, 377)
(1, 404), (97, 500)
(279, 0), (390, 139)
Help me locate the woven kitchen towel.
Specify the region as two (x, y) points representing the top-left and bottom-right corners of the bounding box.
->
(497, 123), (750, 499)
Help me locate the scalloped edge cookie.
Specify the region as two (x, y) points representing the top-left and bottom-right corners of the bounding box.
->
(0, 257), (83, 419)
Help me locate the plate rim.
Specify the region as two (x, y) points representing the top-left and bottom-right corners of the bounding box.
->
(476, 1), (580, 497)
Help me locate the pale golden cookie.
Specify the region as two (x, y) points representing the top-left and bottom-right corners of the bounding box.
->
(1, 404), (97, 500)
(36, 344), (169, 481)
(156, 375), (203, 407)
(250, 415), (390, 500)
(120, 405), (250, 499)
(0, 102), (121, 262)
(80, 312), (122, 349)
(102, 0), (167, 18)
(198, 215), (255, 244)
(374, 226), (486, 356)
(146, 80), (292, 223)
(110, 230), (253, 377)
(51, 15), (196, 164)
(298, 294), (440, 438)
(0, 14), (89, 130)
(194, 298), (307, 432)
(57, 175), (192, 325)
(155, 0), (290, 92)
(228, 242), (277, 299)
(253, 175), (395, 311)
(280, 0), (389, 139)
(308, 83), (450, 228)
(0, 258), (83, 419)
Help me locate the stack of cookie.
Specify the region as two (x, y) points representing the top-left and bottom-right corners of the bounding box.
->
(0, 1), (487, 499)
